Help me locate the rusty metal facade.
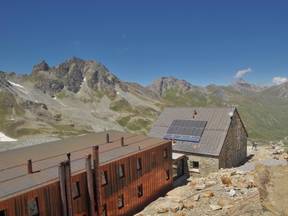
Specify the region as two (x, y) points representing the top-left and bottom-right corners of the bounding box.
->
(0, 132), (172, 216)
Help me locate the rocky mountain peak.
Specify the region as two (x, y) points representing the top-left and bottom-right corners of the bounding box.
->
(0, 73), (12, 91)
(148, 76), (193, 96)
(263, 81), (288, 98)
(32, 60), (50, 75)
(232, 78), (264, 93)
(31, 57), (121, 96)
(67, 56), (85, 63)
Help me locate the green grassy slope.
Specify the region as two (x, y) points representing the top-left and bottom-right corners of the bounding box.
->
(160, 86), (288, 141)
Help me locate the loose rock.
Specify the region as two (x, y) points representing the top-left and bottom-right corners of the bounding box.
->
(195, 184), (206, 190)
(206, 180), (217, 186)
(202, 191), (214, 198)
(228, 189), (236, 197)
(193, 194), (200, 201)
(221, 175), (232, 186)
(183, 199), (195, 209)
(210, 204), (222, 211)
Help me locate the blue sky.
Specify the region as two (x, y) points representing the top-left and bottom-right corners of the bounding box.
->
(0, 0), (287, 86)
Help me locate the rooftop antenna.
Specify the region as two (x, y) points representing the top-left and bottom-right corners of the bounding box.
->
(27, 159), (33, 174)
(193, 109), (197, 119)
(121, 137), (125, 146)
(66, 152), (71, 161)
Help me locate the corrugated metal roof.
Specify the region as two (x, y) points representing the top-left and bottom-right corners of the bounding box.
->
(149, 107), (236, 156)
(0, 130), (168, 200)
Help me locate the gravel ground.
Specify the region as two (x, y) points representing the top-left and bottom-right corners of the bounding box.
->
(260, 159), (287, 166)
(237, 159), (287, 172)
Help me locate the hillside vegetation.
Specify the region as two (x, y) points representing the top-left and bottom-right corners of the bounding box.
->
(1, 58), (288, 141)
(153, 79), (288, 141)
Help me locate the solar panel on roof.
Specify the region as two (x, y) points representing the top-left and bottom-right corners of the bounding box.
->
(163, 120), (207, 143)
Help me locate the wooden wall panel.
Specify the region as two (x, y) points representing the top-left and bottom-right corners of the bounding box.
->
(100, 142), (173, 216)
(0, 181), (63, 216)
(0, 141), (172, 216)
(71, 172), (89, 215)
(0, 173), (91, 216)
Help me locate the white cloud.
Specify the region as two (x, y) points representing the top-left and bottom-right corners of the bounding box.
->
(272, 76), (288, 85)
(234, 68), (252, 79)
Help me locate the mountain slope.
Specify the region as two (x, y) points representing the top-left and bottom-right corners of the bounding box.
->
(261, 81), (288, 98)
(1, 59), (288, 141)
(0, 58), (161, 139)
(149, 77), (288, 140)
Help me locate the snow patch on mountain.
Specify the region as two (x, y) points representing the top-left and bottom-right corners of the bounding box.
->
(8, 80), (25, 89)
(0, 132), (17, 142)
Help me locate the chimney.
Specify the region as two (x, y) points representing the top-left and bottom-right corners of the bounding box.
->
(121, 137), (125, 146)
(106, 133), (110, 143)
(67, 152), (71, 161)
(27, 159), (33, 174)
(193, 109), (197, 119)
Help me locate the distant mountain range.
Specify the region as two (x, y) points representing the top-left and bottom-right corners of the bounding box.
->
(1, 57), (288, 141)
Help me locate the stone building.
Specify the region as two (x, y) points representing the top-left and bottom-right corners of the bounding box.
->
(149, 107), (248, 176)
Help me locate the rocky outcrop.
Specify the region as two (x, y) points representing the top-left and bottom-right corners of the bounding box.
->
(32, 60), (50, 75)
(34, 79), (64, 95)
(262, 81), (288, 98)
(137, 167), (263, 215)
(66, 63), (84, 93)
(85, 62), (119, 93)
(232, 79), (265, 93)
(0, 74), (12, 90)
(124, 82), (159, 99)
(148, 76), (194, 96)
(31, 57), (120, 96)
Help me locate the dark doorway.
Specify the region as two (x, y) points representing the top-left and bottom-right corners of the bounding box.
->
(0, 209), (7, 216)
(179, 158), (185, 176)
(173, 158), (185, 179)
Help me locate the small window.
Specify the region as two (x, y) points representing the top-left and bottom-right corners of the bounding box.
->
(136, 158), (142, 171)
(137, 184), (143, 197)
(118, 164), (125, 178)
(0, 209), (7, 216)
(72, 181), (81, 199)
(101, 171), (108, 186)
(165, 169), (170, 180)
(163, 148), (168, 159)
(27, 197), (39, 216)
(192, 161), (199, 169)
(102, 204), (107, 216)
(117, 194), (124, 209)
